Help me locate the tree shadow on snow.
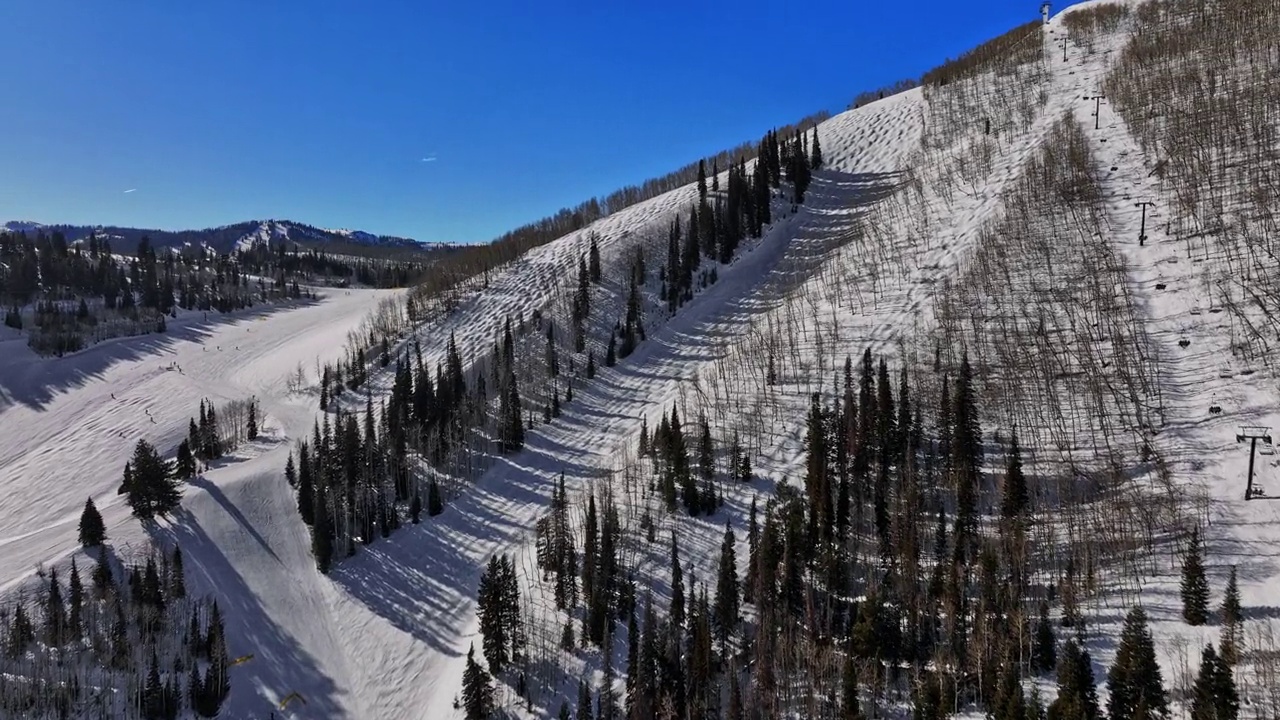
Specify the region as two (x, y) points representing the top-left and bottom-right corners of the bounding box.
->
(146, 511), (343, 720)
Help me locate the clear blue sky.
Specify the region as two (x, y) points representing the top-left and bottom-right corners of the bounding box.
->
(0, 0), (1077, 244)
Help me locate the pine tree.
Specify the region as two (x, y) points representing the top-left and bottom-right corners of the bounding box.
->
(313, 490), (334, 573)
(175, 439), (197, 479)
(1107, 606), (1168, 720)
(44, 567), (67, 646)
(1191, 643), (1238, 720)
(1033, 599), (1057, 674)
(1220, 566), (1242, 665)
(460, 644), (494, 718)
(92, 544), (114, 597)
(247, 398), (258, 440)
(8, 603), (34, 657)
(589, 233), (602, 284)
(810, 127), (823, 169)
(204, 601), (230, 712)
(1049, 639), (1101, 720)
(1001, 429), (1029, 522)
(68, 558), (84, 640)
(606, 333), (616, 367)
(713, 522), (739, 655)
(428, 477), (444, 516)
(478, 555), (509, 674)
(409, 491), (423, 523)
(122, 439), (182, 519)
(1182, 526), (1210, 626)
(670, 533), (685, 632)
(79, 496), (106, 547)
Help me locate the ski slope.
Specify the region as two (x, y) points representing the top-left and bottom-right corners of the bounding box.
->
(2, 0), (1278, 716)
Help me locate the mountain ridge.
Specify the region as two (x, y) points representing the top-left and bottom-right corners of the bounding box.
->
(1, 218), (455, 254)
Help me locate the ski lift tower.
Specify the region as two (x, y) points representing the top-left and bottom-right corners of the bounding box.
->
(1042, 1), (1052, 24)
(1237, 425), (1273, 500)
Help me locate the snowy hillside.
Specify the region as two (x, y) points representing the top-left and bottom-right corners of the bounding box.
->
(2, 0), (1278, 717)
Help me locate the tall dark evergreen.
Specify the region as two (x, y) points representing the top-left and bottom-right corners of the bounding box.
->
(78, 496), (106, 547)
(1000, 429), (1029, 522)
(312, 490), (334, 574)
(589, 233), (602, 284)
(478, 553), (524, 673)
(1048, 640), (1101, 720)
(1107, 606), (1168, 720)
(1181, 526), (1210, 626)
(120, 440), (182, 519)
(175, 439), (196, 479)
(953, 352), (982, 550)
(1220, 566), (1242, 665)
(43, 567), (67, 647)
(713, 522), (739, 655)
(1032, 599), (1057, 674)
(1190, 643), (1238, 720)
(247, 399), (258, 440)
(462, 643), (494, 720)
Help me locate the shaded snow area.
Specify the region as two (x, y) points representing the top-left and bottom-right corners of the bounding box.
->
(3, 0), (1279, 717)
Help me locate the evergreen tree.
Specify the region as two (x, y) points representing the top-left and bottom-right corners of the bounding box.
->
(462, 643), (494, 720)
(1182, 527), (1210, 626)
(577, 678), (594, 720)
(1220, 566), (1242, 665)
(297, 448), (315, 525)
(206, 602), (230, 706)
(92, 544), (114, 597)
(409, 491), (422, 523)
(547, 323), (560, 377)
(1001, 429), (1029, 522)
(78, 496), (106, 547)
(810, 127), (823, 169)
(44, 567), (67, 647)
(1048, 640), (1101, 720)
(670, 533), (685, 632)
(713, 522), (739, 655)
(313, 490), (334, 574)
(68, 558), (84, 639)
(428, 478), (444, 516)
(606, 333), (616, 367)
(247, 398), (258, 440)
(121, 440), (181, 519)
(589, 233), (602, 284)
(1107, 606), (1168, 720)
(175, 439), (197, 479)
(1191, 643), (1238, 720)
(1033, 599), (1058, 674)
(7, 603), (34, 658)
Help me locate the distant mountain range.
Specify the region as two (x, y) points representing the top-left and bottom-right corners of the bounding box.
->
(2, 219), (456, 255)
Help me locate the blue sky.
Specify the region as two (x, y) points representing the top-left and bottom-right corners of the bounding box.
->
(0, 0), (1076, 244)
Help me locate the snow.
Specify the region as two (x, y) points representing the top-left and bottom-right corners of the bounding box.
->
(2, 0), (1277, 715)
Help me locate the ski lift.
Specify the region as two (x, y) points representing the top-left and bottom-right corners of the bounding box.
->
(1219, 363), (1234, 379)
(1190, 305), (1203, 315)
(1155, 282), (1167, 290)
(1208, 393), (1223, 415)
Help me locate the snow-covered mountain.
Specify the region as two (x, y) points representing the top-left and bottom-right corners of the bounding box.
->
(2, 0), (1278, 717)
(2, 218), (447, 255)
